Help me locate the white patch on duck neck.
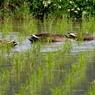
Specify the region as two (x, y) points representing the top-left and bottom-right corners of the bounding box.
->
(69, 33), (76, 37)
(32, 34), (40, 38)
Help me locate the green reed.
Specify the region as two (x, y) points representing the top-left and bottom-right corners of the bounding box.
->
(45, 52), (56, 83)
(17, 66), (44, 95)
(0, 16), (95, 95)
(87, 82), (95, 95)
(79, 16), (95, 35)
(14, 51), (45, 95)
(55, 16), (73, 34)
(0, 18), (13, 38)
(0, 54), (12, 94)
(51, 51), (92, 95)
(0, 69), (10, 95)
(85, 51), (95, 95)
(86, 17), (95, 34)
(21, 18), (38, 35)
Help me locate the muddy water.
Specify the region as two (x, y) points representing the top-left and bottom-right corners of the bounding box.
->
(0, 20), (95, 95)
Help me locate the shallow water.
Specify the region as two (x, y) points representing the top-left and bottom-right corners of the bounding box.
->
(14, 38), (95, 53)
(6, 32), (94, 53)
(7, 32), (95, 95)
(0, 20), (95, 95)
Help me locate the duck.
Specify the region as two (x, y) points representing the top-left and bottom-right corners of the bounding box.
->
(0, 40), (17, 46)
(66, 33), (95, 41)
(28, 33), (69, 42)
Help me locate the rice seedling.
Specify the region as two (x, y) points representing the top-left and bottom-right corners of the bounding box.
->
(51, 51), (92, 95)
(86, 17), (95, 34)
(0, 69), (10, 95)
(0, 19), (13, 38)
(0, 11), (95, 95)
(85, 51), (95, 95)
(45, 52), (56, 83)
(21, 18), (38, 35)
(87, 83), (95, 95)
(16, 65), (44, 95)
(79, 16), (95, 35)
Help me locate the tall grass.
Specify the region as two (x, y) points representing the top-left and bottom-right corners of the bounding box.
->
(86, 52), (95, 95)
(51, 52), (92, 95)
(0, 15), (95, 95)
(79, 16), (95, 34)
(0, 18), (13, 38)
(0, 69), (10, 95)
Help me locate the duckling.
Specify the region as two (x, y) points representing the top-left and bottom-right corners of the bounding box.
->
(29, 33), (68, 42)
(66, 33), (95, 41)
(0, 40), (17, 46)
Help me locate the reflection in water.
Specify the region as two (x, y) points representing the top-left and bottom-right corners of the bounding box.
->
(10, 34), (95, 94)
(0, 21), (95, 95)
(11, 36), (95, 54)
(12, 38), (31, 52)
(40, 40), (95, 53)
(71, 40), (95, 54)
(2, 30), (95, 54)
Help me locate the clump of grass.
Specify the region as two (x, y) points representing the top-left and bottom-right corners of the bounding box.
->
(16, 66), (44, 95)
(7, 45), (44, 95)
(87, 17), (95, 34)
(63, 41), (72, 53)
(55, 16), (68, 34)
(53, 15), (73, 34)
(87, 82), (95, 95)
(0, 18), (13, 38)
(79, 16), (95, 35)
(42, 16), (56, 33)
(45, 52), (56, 82)
(0, 69), (10, 95)
(0, 12), (95, 95)
(51, 51), (91, 95)
(13, 52), (25, 73)
(85, 51), (95, 95)
(21, 18), (38, 35)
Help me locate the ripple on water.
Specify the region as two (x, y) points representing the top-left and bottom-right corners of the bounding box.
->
(2, 32), (95, 54)
(12, 40), (95, 54)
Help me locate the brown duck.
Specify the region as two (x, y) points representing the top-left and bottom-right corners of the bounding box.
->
(29, 33), (68, 42)
(66, 33), (95, 41)
(0, 40), (17, 46)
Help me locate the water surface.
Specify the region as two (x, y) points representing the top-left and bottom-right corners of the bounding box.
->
(0, 20), (95, 95)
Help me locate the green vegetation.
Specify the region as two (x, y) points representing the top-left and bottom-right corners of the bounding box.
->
(0, 6), (95, 95)
(0, 0), (95, 20)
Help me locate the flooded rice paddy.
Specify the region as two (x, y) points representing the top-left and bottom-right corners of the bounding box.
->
(0, 19), (95, 95)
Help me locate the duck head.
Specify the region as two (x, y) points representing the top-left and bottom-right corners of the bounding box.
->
(5, 40), (18, 46)
(65, 33), (77, 39)
(28, 34), (40, 43)
(12, 40), (18, 46)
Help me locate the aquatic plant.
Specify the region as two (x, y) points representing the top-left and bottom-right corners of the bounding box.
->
(0, 69), (10, 94)
(0, 13), (95, 95)
(51, 52), (92, 95)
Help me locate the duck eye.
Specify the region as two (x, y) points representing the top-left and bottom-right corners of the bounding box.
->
(13, 41), (15, 43)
